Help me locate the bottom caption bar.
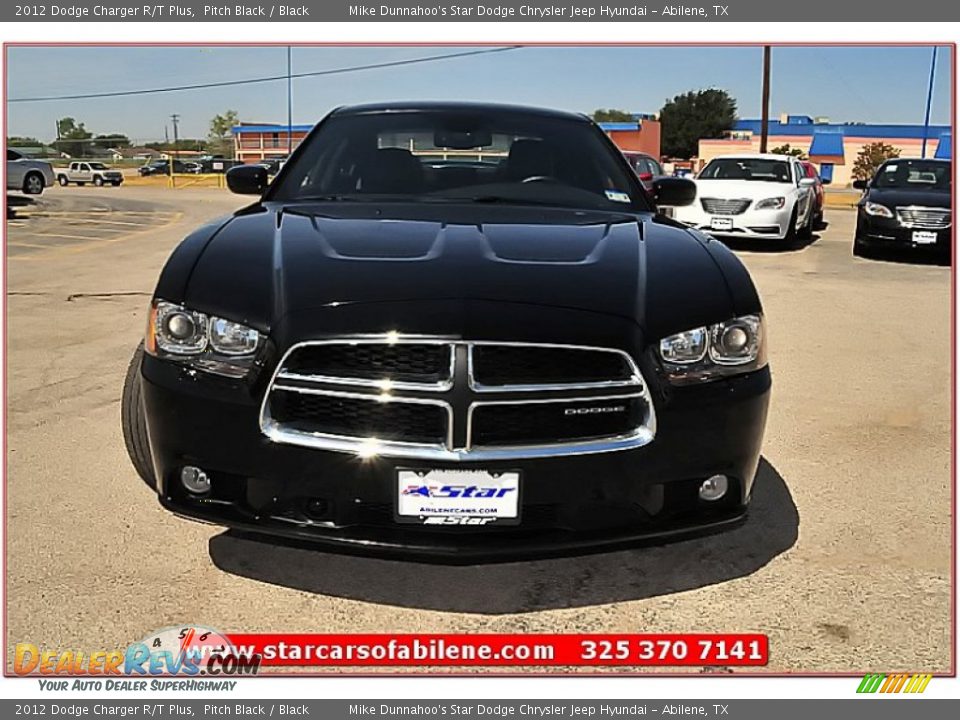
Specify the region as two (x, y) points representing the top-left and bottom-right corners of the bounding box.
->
(224, 633), (769, 667)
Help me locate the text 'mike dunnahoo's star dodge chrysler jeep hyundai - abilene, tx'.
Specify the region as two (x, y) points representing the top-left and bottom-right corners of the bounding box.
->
(122, 102), (771, 559)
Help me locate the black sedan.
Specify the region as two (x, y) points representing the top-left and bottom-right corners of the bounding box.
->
(853, 158), (951, 262)
(122, 102), (771, 560)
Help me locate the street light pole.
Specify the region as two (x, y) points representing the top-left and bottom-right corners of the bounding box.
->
(921, 46), (938, 159)
(287, 46), (293, 156)
(760, 46), (771, 154)
(170, 113), (180, 176)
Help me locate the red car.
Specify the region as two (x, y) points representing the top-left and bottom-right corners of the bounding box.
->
(622, 151), (664, 192)
(800, 161), (827, 226)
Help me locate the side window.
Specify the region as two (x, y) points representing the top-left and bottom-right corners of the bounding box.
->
(8, 149), (21, 161)
(80, 164), (89, 172)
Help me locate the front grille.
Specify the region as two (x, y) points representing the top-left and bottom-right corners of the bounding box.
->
(470, 396), (646, 447)
(471, 345), (635, 388)
(896, 206), (951, 229)
(269, 389), (448, 445)
(282, 342), (451, 386)
(261, 337), (655, 460)
(701, 198), (751, 215)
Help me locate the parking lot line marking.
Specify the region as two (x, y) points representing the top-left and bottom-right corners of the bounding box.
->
(7, 211), (184, 261)
(59, 218), (159, 227)
(6, 242), (57, 250)
(32, 232), (113, 242)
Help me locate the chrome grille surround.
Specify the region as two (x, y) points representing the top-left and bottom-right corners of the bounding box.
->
(895, 206), (951, 229)
(701, 198), (752, 215)
(259, 336), (656, 460)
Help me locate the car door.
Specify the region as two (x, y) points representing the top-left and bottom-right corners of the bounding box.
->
(78, 163), (92, 183)
(7, 149), (24, 188)
(792, 160), (811, 220)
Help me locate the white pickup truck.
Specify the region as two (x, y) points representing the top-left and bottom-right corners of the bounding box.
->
(56, 161), (124, 187)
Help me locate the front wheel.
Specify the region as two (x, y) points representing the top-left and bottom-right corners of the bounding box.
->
(798, 204), (814, 240)
(93, 176), (104, 187)
(121, 343), (157, 490)
(22, 172), (44, 195)
(783, 205), (799, 245)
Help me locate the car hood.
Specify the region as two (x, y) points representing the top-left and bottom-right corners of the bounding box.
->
(694, 179), (797, 200)
(182, 202), (737, 342)
(865, 187), (950, 209)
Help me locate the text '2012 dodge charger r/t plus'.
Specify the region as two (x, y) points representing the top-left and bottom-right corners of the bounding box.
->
(122, 102), (771, 560)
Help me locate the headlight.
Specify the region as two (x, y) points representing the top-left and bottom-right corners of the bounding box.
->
(755, 197), (785, 210)
(658, 314), (766, 384)
(146, 300), (262, 378)
(864, 202), (893, 218)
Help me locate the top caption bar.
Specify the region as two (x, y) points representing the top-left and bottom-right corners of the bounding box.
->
(5, 1), (960, 23)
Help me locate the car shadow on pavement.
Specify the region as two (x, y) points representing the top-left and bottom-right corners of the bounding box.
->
(207, 458), (798, 614)
(720, 230), (823, 253)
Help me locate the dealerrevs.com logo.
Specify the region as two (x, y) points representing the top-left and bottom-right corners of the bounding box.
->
(14, 625), (261, 680)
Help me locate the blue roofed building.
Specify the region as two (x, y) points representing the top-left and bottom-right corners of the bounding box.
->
(698, 114), (951, 186)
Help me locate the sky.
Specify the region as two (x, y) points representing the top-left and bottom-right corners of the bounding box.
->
(5, 45), (953, 143)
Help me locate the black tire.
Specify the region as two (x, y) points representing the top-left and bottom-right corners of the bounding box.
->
(122, 343), (157, 490)
(93, 176), (104, 187)
(57, 175), (69, 187)
(798, 207), (813, 241)
(112, 181), (122, 187)
(783, 205), (799, 246)
(22, 172), (44, 195)
(853, 236), (871, 258)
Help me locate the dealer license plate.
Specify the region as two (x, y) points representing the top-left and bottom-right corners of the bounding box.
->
(912, 230), (938, 245)
(710, 217), (734, 231)
(396, 469), (520, 526)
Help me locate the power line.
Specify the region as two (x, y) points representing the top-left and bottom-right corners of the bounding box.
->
(8, 47), (523, 103)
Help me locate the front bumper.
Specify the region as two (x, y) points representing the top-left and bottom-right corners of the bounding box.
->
(674, 205), (793, 240)
(856, 210), (951, 255)
(141, 351), (771, 559)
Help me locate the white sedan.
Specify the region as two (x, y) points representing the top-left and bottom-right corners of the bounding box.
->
(674, 154), (817, 242)
(7, 148), (56, 195)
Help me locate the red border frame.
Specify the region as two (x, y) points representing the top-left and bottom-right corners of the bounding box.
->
(1, 41), (956, 680)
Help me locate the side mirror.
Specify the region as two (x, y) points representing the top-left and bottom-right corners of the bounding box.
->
(852, 179), (868, 190)
(651, 177), (696, 207)
(227, 164), (269, 195)
(798, 178), (816, 188)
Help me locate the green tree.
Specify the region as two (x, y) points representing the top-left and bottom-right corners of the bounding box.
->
(591, 108), (635, 123)
(770, 143), (808, 159)
(55, 117), (93, 158)
(207, 110), (239, 157)
(92, 133), (132, 152)
(659, 89), (738, 159)
(852, 142), (901, 182)
(7, 136), (42, 147)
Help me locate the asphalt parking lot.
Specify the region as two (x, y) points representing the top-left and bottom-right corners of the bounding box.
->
(4, 186), (952, 674)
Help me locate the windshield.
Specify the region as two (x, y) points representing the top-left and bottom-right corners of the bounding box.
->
(269, 111), (650, 211)
(873, 160), (951, 191)
(699, 158), (793, 183)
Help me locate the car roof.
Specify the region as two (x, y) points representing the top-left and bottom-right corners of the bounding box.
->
(329, 101), (590, 123)
(710, 153), (798, 161)
(880, 157), (950, 163)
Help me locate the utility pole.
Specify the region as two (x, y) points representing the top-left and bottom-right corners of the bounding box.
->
(287, 46), (293, 156)
(921, 46), (938, 158)
(170, 113), (180, 176)
(760, 46), (771, 154)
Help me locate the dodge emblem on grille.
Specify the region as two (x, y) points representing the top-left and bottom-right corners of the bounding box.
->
(564, 405), (626, 416)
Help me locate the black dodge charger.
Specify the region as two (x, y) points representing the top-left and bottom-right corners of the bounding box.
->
(122, 102), (771, 559)
(853, 157), (951, 262)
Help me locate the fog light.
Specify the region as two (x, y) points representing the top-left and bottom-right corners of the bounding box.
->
(699, 474), (728, 502)
(181, 466), (211, 494)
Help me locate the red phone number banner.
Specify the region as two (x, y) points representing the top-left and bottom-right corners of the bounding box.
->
(226, 633), (768, 667)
